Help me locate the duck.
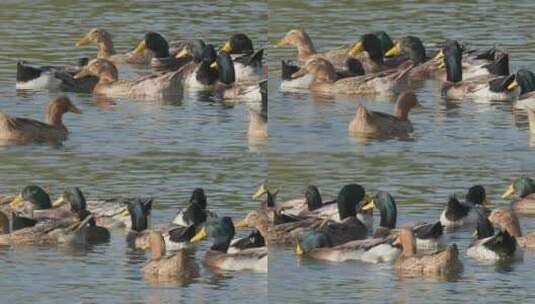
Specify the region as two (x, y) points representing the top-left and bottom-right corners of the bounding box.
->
(250, 183), (304, 225)
(75, 28), (150, 64)
(16, 58), (98, 92)
(212, 53), (265, 102)
(502, 176), (535, 215)
(73, 58), (183, 99)
(348, 33), (406, 74)
(467, 213), (521, 262)
(132, 32), (192, 72)
(393, 228), (463, 277)
(291, 57), (412, 97)
(142, 230), (199, 279)
(510, 69), (535, 110)
(7, 184), (53, 214)
(220, 33), (265, 83)
(348, 91), (422, 138)
(488, 207), (535, 249)
(247, 82), (267, 139)
(125, 198), (154, 249)
(439, 40), (519, 102)
(384, 36), (440, 80)
(174, 41), (219, 90)
(190, 216), (267, 272)
(440, 185), (489, 228)
(0, 96), (81, 145)
(228, 229), (266, 254)
(172, 188), (217, 227)
(0, 209), (93, 246)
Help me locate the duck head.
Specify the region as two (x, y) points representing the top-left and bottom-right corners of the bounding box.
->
(74, 58), (118, 84)
(191, 216), (235, 253)
(442, 40), (463, 83)
(465, 185), (489, 206)
(45, 96), (82, 127)
(350, 33), (384, 64)
(127, 198), (151, 232)
(362, 191), (397, 229)
(305, 185), (322, 211)
(133, 32), (170, 58)
(190, 188), (207, 210)
(291, 57), (337, 83)
(502, 176), (535, 199)
(512, 69), (535, 95)
(220, 33), (254, 54)
(374, 31), (394, 57)
(10, 185), (52, 210)
(213, 52), (235, 85)
(393, 91), (423, 121)
(336, 184), (367, 220)
(75, 28), (113, 48)
(386, 36), (426, 65)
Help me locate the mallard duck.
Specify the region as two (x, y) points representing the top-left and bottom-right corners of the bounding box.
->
(16, 58), (98, 92)
(489, 207), (535, 249)
(0, 210), (92, 246)
(393, 228), (462, 277)
(440, 40), (518, 102)
(212, 53), (265, 102)
(502, 176), (535, 215)
(467, 213), (521, 262)
(73, 58), (183, 99)
(349, 33), (405, 74)
(131, 32), (192, 72)
(291, 57), (412, 96)
(228, 229), (265, 254)
(384, 36), (440, 80)
(174, 41), (219, 90)
(190, 216), (267, 272)
(75, 28), (150, 64)
(172, 188), (217, 227)
(348, 91), (422, 138)
(220, 33), (265, 83)
(142, 231), (199, 279)
(8, 184), (53, 213)
(0, 96), (81, 145)
(509, 69), (535, 109)
(439, 185), (489, 228)
(126, 198), (153, 249)
(295, 230), (399, 263)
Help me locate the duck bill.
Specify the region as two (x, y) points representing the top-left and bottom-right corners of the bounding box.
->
(433, 49), (445, 61)
(436, 61), (445, 69)
(385, 42), (401, 57)
(210, 61), (218, 69)
(502, 184), (515, 199)
(349, 41), (364, 57)
(119, 208), (130, 217)
(360, 196), (375, 211)
(132, 40), (147, 55)
(252, 184), (267, 200)
(220, 41), (233, 53)
(175, 48), (190, 59)
(392, 236), (401, 246)
(9, 193), (24, 209)
(52, 196), (66, 208)
(73, 68), (90, 80)
(190, 227), (207, 243)
(295, 242), (304, 256)
(234, 218), (249, 229)
(75, 35), (92, 47)
(275, 39), (288, 48)
(507, 79), (519, 91)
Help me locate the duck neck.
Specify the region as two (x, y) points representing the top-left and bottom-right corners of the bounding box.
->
(46, 106), (66, 130)
(393, 103), (409, 121)
(97, 70), (118, 86)
(296, 39), (317, 63)
(97, 40), (116, 59)
(402, 234), (416, 257)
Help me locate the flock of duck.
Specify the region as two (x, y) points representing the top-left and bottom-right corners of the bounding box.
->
(275, 29), (535, 139)
(2, 29), (267, 145)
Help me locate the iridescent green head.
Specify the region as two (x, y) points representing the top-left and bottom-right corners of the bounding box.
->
(296, 231), (332, 256)
(11, 185), (52, 210)
(207, 216), (235, 252)
(503, 176), (535, 199)
(516, 69), (535, 95)
(443, 40), (463, 83)
(372, 191), (397, 229)
(127, 199), (150, 232)
(374, 31), (394, 56)
(336, 184), (366, 220)
(62, 187), (87, 213)
(305, 185), (322, 211)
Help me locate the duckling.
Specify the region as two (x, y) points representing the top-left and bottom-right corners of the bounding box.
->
(348, 91), (422, 138)
(291, 57), (412, 97)
(73, 58), (183, 99)
(488, 207), (535, 249)
(467, 214), (521, 262)
(511, 70), (535, 110)
(394, 228), (462, 277)
(0, 96), (81, 145)
(132, 32), (192, 72)
(75, 28), (150, 64)
(172, 188), (217, 227)
(190, 216), (267, 272)
(16, 58), (98, 92)
(247, 82), (267, 139)
(142, 231), (199, 279)
(175, 41), (219, 90)
(220, 33), (265, 83)
(213, 53), (264, 102)
(502, 176), (535, 215)
(440, 40), (518, 102)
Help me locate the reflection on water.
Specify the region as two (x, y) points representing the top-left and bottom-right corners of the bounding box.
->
(268, 0), (535, 302)
(0, 0), (267, 303)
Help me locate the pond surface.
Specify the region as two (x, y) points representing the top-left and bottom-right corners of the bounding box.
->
(268, 0), (534, 303)
(0, 1), (267, 303)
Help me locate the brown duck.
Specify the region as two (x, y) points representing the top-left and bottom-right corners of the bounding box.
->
(0, 96), (81, 144)
(348, 92), (422, 138)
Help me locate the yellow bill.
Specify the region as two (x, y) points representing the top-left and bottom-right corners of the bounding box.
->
(349, 41), (364, 57)
(234, 218), (249, 229)
(472, 229), (478, 238)
(132, 40), (147, 55)
(252, 183), (268, 199)
(175, 48), (190, 59)
(507, 79), (519, 91)
(9, 193), (24, 209)
(361, 197), (375, 211)
(210, 61), (218, 69)
(275, 40), (288, 48)
(190, 227), (208, 243)
(119, 208), (130, 217)
(436, 61), (445, 69)
(52, 196), (65, 208)
(220, 41), (233, 53)
(295, 242), (304, 256)
(385, 42), (401, 57)
(433, 49), (445, 61)
(502, 184), (515, 199)
(75, 36), (92, 47)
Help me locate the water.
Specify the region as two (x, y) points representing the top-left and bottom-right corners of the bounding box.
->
(268, 0), (534, 303)
(2, 0), (535, 303)
(0, 1), (267, 303)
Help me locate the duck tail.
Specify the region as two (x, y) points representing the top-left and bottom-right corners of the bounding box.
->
(248, 49), (264, 67)
(281, 60), (300, 80)
(355, 103), (369, 121)
(483, 52), (509, 76)
(474, 47), (497, 61)
(16, 61), (43, 83)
